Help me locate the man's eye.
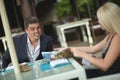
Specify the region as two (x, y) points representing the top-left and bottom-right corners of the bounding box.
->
(37, 27), (41, 29)
(30, 28), (34, 31)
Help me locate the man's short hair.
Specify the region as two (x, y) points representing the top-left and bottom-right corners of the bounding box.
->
(24, 17), (40, 29)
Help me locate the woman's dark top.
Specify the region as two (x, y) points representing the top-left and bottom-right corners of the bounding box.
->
(86, 34), (120, 78)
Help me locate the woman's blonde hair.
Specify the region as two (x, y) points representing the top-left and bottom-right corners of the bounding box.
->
(97, 2), (120, 34)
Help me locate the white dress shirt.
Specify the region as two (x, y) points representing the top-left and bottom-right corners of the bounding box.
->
(27, 37), (40, 61)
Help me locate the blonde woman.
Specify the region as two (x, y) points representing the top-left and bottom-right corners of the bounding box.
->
(71, 2), (120, 78)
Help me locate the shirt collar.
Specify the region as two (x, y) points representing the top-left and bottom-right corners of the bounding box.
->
(27, 36), (40, 46)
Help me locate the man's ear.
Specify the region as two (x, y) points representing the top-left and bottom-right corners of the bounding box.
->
(25, 29), (28, 34)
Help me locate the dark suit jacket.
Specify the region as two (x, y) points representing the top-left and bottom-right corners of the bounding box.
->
(3, 33), (53, 68)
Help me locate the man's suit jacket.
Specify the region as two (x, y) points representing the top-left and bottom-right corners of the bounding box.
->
(3, 33), (53, 68)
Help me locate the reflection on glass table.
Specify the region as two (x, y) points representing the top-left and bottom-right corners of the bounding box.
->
(0, 58), (87, 80)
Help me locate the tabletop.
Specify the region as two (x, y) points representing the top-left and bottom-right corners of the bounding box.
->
(0, 58), (87, 80)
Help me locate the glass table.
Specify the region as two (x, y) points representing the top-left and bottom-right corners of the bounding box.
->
(0, 58), (87, 80)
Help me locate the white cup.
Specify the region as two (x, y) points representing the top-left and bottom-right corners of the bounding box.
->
(41, 52), (51, 60)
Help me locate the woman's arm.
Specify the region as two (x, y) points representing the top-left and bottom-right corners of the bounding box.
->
(73, 34), (120, 71)
(71, 35), (108, 54)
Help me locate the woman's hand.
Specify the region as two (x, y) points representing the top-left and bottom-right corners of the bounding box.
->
(70, 47), (87, 58)
(70, 47), (79, 54)
(74, 51), (88, 58)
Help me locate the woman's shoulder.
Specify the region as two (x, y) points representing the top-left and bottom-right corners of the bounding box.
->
(104, 33), (120, 42)
(109, 33), (120, 44)
(115, 33), (120, 37)
(113, 33), (120, 40)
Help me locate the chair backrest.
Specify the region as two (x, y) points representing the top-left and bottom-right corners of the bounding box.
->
(0, 32), (24, 51)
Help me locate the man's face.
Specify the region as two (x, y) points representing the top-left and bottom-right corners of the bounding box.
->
(25, 23), (41, 41)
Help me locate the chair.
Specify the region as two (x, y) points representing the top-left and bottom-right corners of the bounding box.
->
(82, 64), (120, 80)
(88, 73), (120, 80)
(91, 24), (106, 42)
(83, 61), (120, 80)
(0, 32), (24, 51)
(64, 28), (81, 42)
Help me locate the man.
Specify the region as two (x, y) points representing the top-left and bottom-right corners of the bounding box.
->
(3, 17), (53, 68)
